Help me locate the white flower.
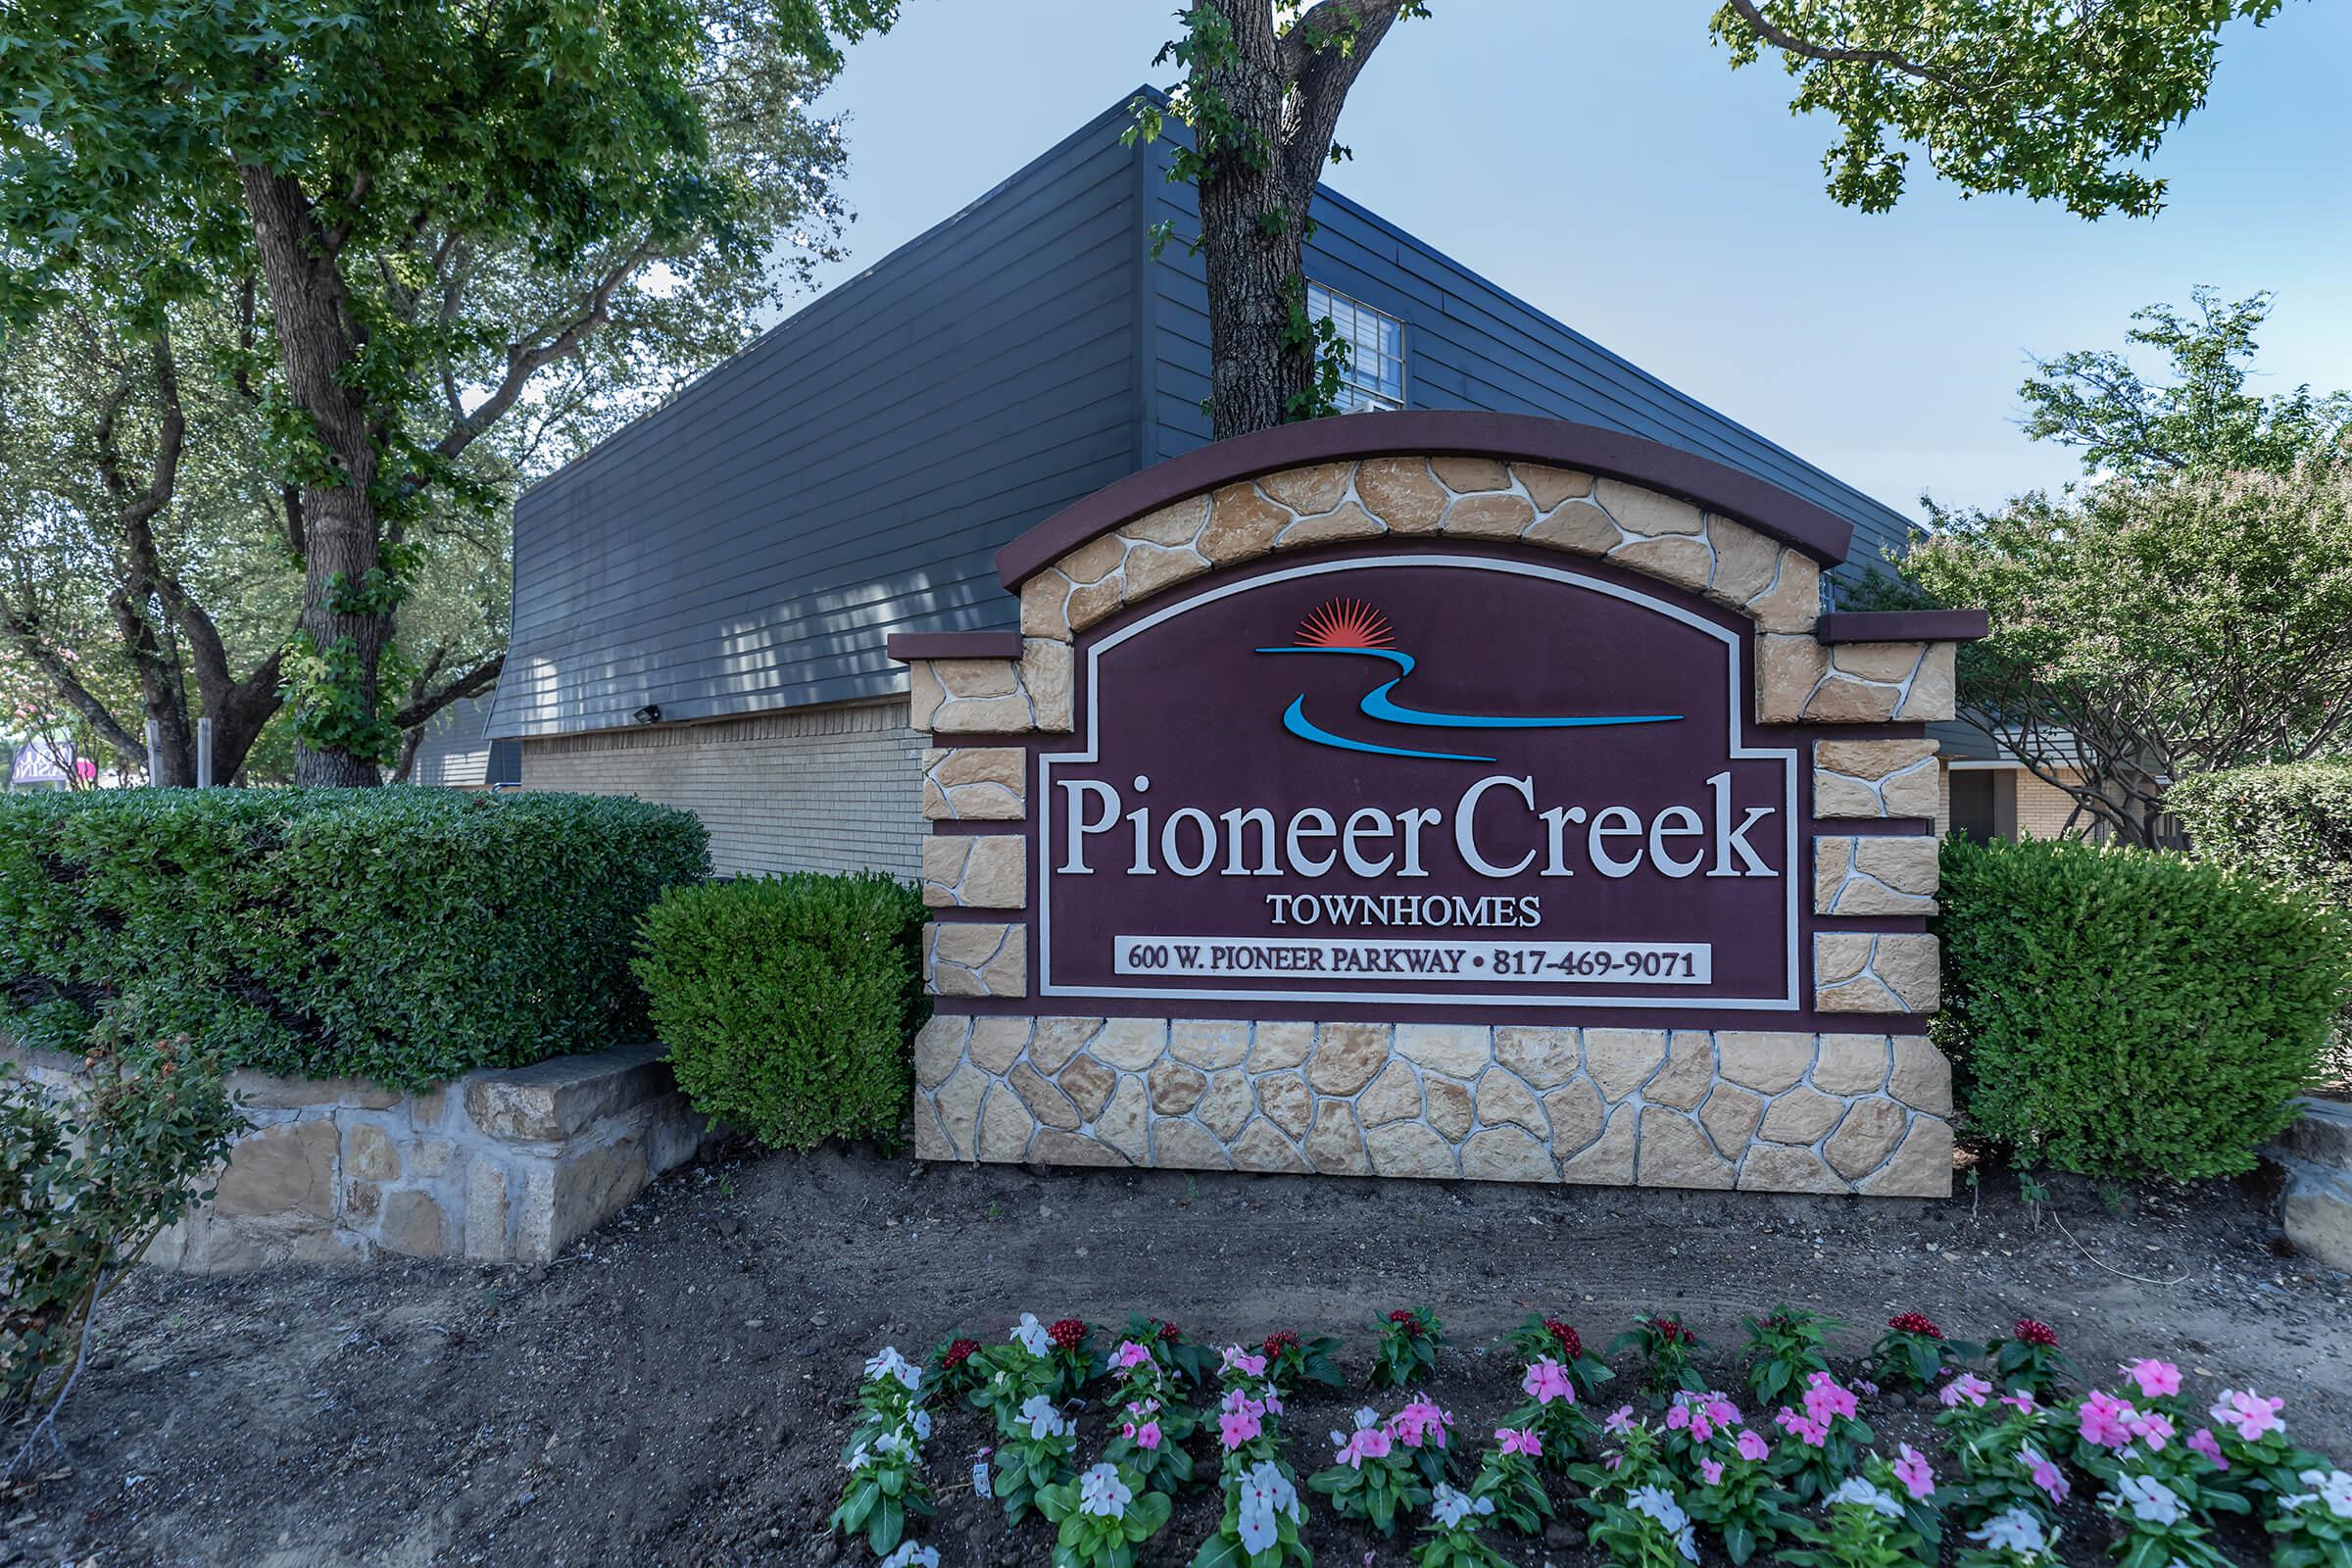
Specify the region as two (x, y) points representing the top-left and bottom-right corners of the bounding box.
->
(1625, 1484), (1690, 1533)
(2296, 1469), (2352, 1519)
(845, 1441), (869, 1472)
(1078, 1462), (1132, 1519)
(1674, 1523), (1699, 1563)
(879, 1545), (939, 1568)
(1968, 1509), (2049, 1555)
(2110, 1474), (2184, 1527)
(874, 1429), (910, 1458)
(1431, 1484), (1474, 1529)
(908, 1408), (933, 1443)
(1825, 1478), (1904, 1519)
(863, 1346), (921, 1391)
(1017, 1394), (1069, 1442)
(1012, 1313), (1050, 1357)
(1242, 1460), (1301, 1521)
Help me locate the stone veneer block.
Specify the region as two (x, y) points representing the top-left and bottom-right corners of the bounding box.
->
(1814, 833), (1938, 916)
(922, 747), (1026, 821)
(922, 833), (1026, 909)
(901, 1020), (1952, 1198)
(927, 922), (1028, 998)
(1812, 740), (1937, 820)
(1814, 933), (1940, 1013)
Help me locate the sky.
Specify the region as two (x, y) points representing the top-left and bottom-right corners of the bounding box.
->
(790, 1), (2352, 521)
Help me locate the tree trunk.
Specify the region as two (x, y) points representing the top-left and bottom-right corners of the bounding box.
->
(1192, 0), (1409, 440)
(1200, 0), (1311, 441)
(239, 165), (390, 787)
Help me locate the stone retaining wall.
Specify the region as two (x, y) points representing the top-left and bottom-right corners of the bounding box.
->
(911, 1015), (1952, 1198)
(3, 1041), (716, 1271)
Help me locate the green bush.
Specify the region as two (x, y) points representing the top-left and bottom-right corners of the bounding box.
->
(632, 871), (929, 1150)
(1935, 835), (2352, 1179)
(0, 789), (710, 1087)
(2168, 760), (2352, 913)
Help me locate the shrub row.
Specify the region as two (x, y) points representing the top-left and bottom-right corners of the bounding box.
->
(0, 788), (710, 1087)
(1935, 834), (2352, 1180)
(2168, 760), (2352, 914)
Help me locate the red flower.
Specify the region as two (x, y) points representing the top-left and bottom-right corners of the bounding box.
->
(1263, 1330), (1299, 1357)
(1888, 1312), (1944, 1341)
(1543, 1319), (1583, 1360)
(2013, 1318), (2059, 1348)
(1049, 1318), (1087, 1350)
(1654, 1317), (1687, 1345)
(1152, 1319), (1183, 1344)
(1388, 1309), (1424, 1338)
(942, 1338), (980, 1370)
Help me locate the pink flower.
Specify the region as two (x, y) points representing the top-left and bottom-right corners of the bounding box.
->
(1110, 1340), (1155, 1371)
(2132, 1410), (2175, 1451)
(1699, 1457), (1725, 1487)
(1800, 1372), (1858, 1425)
(1389, 1396), (1452, 1449)
(1893, 1443), (1935, 1501)
(1522, 1358), (1574, 1406)
(1219, 1347), (1268, 1379)
(1665, 1401), (1690, 1431)
(1705, 1396), (1743, 1431)
(1334, 1424), (1393, 1468)
(1495, 1427), (1543, 1458)
(2185, 1428), (2229, 1471)
(2210, 1389), (2285, 1442)
(2078, 1390), (2138, 1449)
(1604, 1404), (1637, 1436)
(2123, 1359), (2181, 1399)
(1134, 1421), (1162, 1450)
(1774, 1407), (1828, 1447)
(1219, 1407), (1263, 1450)
(2001, 1391), (2037, 1414)
(1736, 1430), (1770, 1462)
(1939, 1372), (1992, 1409)
(2023, 1446), (2069, 1503)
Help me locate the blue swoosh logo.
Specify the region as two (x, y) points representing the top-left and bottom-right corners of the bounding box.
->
(1256, 645), (1682, 763)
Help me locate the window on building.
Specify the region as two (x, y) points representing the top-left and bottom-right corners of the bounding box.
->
(1307, 283), (1405, 412)
(486, 738), (523, 789)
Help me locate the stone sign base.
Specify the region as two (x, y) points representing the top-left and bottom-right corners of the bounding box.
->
(2268, 1098), (2352, 1272)
(913, 1015), (1953, 1197)
(3, 1041), (717, 1271)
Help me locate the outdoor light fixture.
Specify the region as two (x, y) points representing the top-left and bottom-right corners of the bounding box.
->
(632, 704), (662, 726)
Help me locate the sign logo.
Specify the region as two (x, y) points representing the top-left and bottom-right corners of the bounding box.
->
(1260, 598), (1684, 764)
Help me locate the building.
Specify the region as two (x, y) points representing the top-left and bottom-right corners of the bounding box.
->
(405, 697), (522, 790)
(484, 93), (1927, 876)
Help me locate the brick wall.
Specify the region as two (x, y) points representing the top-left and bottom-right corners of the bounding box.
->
(2015, 768), (2087, 839)
(520, 699), (923, 879)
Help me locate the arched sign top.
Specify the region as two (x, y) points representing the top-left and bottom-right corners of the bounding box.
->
(995, 413), (1858, 591)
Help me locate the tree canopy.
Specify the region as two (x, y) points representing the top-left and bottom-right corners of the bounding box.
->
(0, 0), (892, 782)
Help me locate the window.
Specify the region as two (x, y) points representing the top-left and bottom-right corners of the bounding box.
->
(486, 738), (523, 789)
(1307, 283), (1405, 412)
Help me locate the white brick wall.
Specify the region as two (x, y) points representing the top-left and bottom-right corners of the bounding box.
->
(521, 699), (925, 879)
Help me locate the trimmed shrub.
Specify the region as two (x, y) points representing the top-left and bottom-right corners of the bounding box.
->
(2168, 760), (2352, 913)
(632, 871), (929, 1150)
(1935, 835), (2352, 1179)
(0, 789), (710, 1087)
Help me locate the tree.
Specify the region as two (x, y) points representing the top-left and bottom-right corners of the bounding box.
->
(1892, 461), (2352, 846)
(2019, 287), (2352, 481)
(2, 0), (894, 784)
(1134, 0), (2293, 442)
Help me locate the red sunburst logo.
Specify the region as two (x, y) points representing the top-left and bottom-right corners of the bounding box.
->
(1294, 598), (1395, 649)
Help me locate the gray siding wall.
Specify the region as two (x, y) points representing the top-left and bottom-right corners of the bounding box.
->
(491, 102), (1148, 740)
(1140, 137), (1916, 582)
(409, 695), (491, 788)
(520, 699), (923, 879)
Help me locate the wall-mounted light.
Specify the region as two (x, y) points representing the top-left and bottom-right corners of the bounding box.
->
(632, 704), (662, 726)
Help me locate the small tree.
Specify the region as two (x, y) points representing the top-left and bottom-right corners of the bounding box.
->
(2019, 287), (2352, 481)
(1891, 460), (2352, 846)
(2, 1018), (239, 1478)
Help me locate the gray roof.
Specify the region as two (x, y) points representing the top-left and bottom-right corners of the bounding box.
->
(489, 93), (1919, 739)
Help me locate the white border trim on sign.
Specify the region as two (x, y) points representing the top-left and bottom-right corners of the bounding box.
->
(1035, 555), (1802, 1010)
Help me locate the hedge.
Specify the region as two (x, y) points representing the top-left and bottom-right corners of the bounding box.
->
(1935, 835), (2352, 1180)
(632, 871), (928, 1150)
(2168, 760), (2352, 914)
(0, 788), (710, 1087)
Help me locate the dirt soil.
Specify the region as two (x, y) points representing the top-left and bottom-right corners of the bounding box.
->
(5, 1147), (2347, 1568)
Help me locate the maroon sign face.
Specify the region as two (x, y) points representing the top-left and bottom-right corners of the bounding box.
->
(1037, 553), (1799, 1012)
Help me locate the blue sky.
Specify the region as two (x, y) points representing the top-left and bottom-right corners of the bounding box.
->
(796, 1), (2352, 519)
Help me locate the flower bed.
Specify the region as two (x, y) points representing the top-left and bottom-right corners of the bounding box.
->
(829, 1304), (2348, 1567)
